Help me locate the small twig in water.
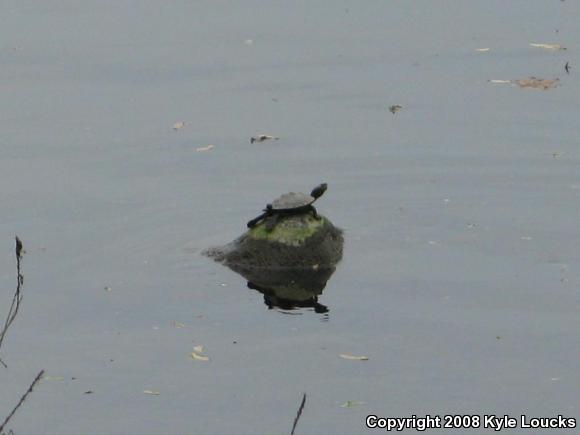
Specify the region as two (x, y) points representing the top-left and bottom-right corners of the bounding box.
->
(0, 369), (44, 433)
(0, 237), (25, 368)
(290, 393), (307, 435)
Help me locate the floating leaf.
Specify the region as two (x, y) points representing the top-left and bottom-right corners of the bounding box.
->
(340, 353), (369, 361)
(488, 77), (560, 90)
(514, 77), (559, 90)
(530, 43), (566, 50)
(42, 376), (64, 381)
(196, 144), (214, 152)
(191, 351), (210, 361)
(173, 121), (185, 130)
(341, 401), (365, 408)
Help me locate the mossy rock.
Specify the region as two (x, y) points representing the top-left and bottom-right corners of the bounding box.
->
(204, 214), (343, 269)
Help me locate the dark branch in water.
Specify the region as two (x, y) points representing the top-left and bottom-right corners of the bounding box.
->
(0, 237), (25, 368)
(0, 238), (45, 434)
(0, 370), (44, 433)
(290, 393), (307, 435)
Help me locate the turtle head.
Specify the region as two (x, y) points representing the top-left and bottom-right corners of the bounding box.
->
(310, 183), (328, 199)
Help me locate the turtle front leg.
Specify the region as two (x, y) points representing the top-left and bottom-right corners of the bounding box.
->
(247, 212), (268, 228)
(309, 206), (321, 220)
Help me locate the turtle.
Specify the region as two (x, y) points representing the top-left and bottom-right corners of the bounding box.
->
(247, 183), (328, 230)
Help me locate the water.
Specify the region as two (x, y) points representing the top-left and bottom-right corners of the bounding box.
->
(1, 1), (579, 433)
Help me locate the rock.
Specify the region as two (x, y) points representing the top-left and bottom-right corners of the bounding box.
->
(204, 214), (343, 269)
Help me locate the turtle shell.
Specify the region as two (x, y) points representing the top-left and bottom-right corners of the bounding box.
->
(270, 192), (313, 211)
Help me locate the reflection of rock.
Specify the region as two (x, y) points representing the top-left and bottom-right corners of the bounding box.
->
(239, 265), (336, 312)
(204, 213), (343, 312)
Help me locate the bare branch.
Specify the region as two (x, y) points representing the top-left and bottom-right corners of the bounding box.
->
(0, 237), (25, 367)
(290, 393), (307, 435)
(0, 370), (44, 433)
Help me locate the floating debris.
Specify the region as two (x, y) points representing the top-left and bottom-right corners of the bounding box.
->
(339, 353), (369, 361)
(191, 346), (210, 361)
(340, 401), (365, 408)
(250, 135), (279, 144)
(143, 390), (160, 396)
(475, 48), (491, 52)
(488, 78), (560, 89)
(196, 144), (214, 152)
(104, 286), (112, 292)
(389, 105), (403, 114)
(530, 43), (566, 50)
(191, 352), (209, 361)
(514, 77), (559, 90)
(42, 376), (64, 381)
(172, 121), (185, 130)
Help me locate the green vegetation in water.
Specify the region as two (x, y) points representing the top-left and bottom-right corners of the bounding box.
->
(248, 216), (327, 246)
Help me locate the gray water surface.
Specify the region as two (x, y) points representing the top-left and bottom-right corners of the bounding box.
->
(1, 1), (579, 434)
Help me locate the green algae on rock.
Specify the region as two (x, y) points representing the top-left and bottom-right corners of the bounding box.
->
(248, 214), (327, 247)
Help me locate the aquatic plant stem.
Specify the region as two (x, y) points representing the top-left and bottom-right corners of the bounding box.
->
(0, 237), (24, 368)
(290, 393), (307, 435)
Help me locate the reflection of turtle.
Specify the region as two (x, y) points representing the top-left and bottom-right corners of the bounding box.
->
(247, 183), (328, 230)
(248, 282), (329, 313)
